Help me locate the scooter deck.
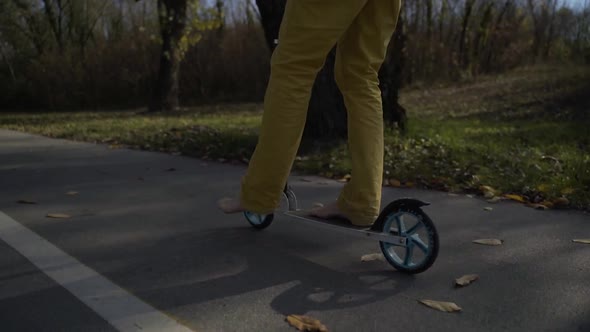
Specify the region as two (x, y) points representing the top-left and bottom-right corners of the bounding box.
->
(284, 210), (370, 230)
(283, 210), (406, 246)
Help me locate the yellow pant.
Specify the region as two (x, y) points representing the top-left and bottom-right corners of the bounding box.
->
(240, 0), (401, 226)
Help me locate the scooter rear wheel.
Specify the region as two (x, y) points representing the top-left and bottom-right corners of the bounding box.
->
(244, 211), (274, 230)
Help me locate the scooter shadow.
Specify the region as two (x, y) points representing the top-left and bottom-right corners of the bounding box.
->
(138, 225), (417, 315)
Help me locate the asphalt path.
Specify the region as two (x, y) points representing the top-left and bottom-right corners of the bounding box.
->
(0, 129), (589, 332)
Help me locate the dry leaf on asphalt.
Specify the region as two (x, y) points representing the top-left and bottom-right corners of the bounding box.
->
(285, 315), (328, 332)
(418, 299), (462, 313)
(473, 239), (503, 246)
(572, 239), (590, 244)
(540, 200), (554, 208)
(337, 174), (352, 183)
(312, 202), (324, 208)
(17, 199), (37, 204)
(455, 274), (479, 287)
(483, 207), (493, 211)
(480, 185), (496, 198)
(361, 253), (385, 262)
(66, 191), (79, 196)
(388, 179), (402, 187)
(486, 196), (504, 203)
(526, 203), (548, 210)
(46, 213), (71, 219)
(504, 194), (526, 203)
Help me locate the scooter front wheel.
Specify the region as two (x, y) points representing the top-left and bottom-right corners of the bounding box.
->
(378, 205), (439, 274)
(244, 211), (274, 230)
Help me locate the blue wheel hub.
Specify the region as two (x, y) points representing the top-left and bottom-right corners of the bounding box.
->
(382, 211), (432, 269)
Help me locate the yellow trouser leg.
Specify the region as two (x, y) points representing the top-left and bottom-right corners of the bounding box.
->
(240, 0), (367, 214)
(241, 0), (401, 223)
(336, 0), (402, 226)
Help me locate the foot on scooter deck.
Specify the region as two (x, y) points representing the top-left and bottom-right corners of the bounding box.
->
(284, 210), (372, 230)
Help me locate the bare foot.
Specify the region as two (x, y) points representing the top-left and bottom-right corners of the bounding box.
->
(310, 201), (347, 220)
(217, 197), (245, 214)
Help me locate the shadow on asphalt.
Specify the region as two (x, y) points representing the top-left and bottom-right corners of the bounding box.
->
(131, 226), (417, 316)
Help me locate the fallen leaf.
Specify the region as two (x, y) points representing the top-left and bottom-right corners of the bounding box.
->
(388, 179), (402, 187)
(466, 194), (474, 198)
(483, 207), (493, 211)
(537, 184), (549, 192)
(343, 174), (351, 181)
(418, 299), (462, 313)
(480, 185), (496, 198)
(540, 200), (554, 208)
(46, 213), (71, 219)
(472, 239), (503, 246)
(361, 253), (385, 262)
(526, 203), (548, 210)
(455, 274), (479, 287)
(505, 194), (526, 203)
(285, 315), (328, 332)
(66, 191), (79, 196)
(561, 187), (575, 195)
(553, 197), (569, 207)
(572, 239), (590, 244)
(17, 199), (37, 204)
(312, 202), (324, 208)
(487, 197), (503, 203)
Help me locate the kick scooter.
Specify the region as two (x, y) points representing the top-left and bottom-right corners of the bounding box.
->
(244, 184), (439, 274)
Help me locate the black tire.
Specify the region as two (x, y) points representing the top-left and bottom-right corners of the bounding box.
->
(378, 205), (439, 274)
(244, 212), (274, 230)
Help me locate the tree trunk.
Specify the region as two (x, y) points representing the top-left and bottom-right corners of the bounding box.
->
(459, 0), (476, 68)
(0, 40), (16, 83)
(41, 0), (65, 53)
(255, 0), (406, 141)
(150, 0), (188, 112)
(380, 14), (407, 133)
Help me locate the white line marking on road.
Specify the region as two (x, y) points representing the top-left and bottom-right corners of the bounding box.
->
(0, 211), (193, 332)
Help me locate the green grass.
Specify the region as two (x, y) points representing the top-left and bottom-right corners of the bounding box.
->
(1, 65), (589, 210)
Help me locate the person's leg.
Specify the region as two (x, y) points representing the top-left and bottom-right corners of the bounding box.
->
(311, 0), (402, 226)
(219, 0), (368, 214)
